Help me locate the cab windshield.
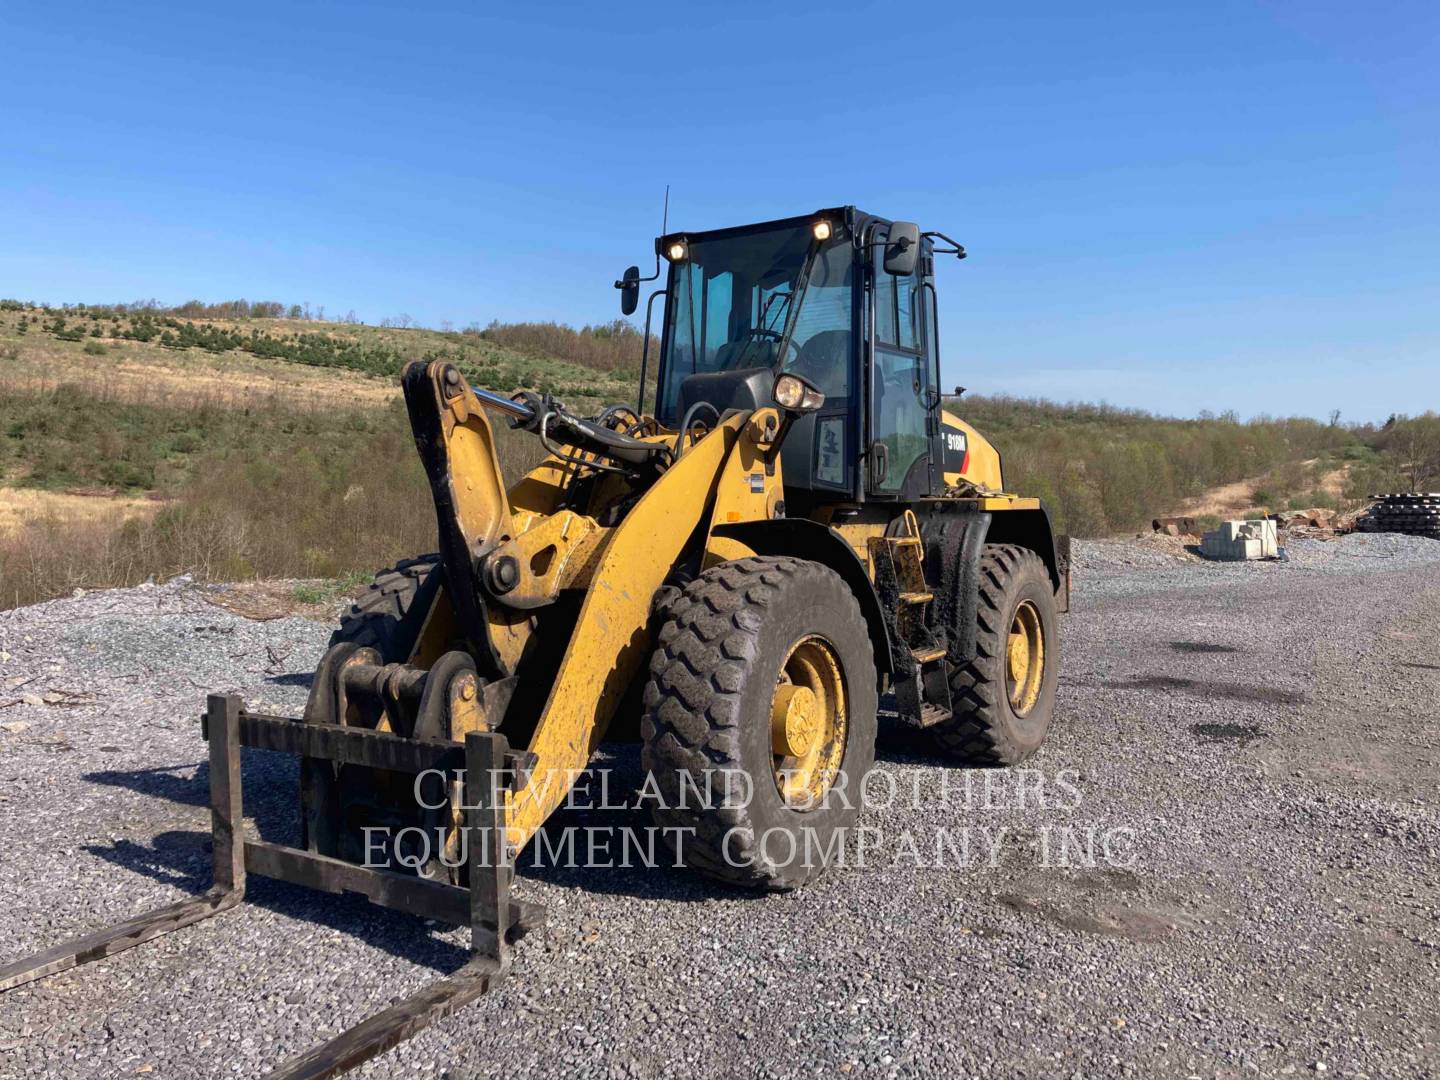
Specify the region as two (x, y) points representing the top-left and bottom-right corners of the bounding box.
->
(657, 222), (854, 424)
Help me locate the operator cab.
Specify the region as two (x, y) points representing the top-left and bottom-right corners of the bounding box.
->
(621, 207), (966, 512)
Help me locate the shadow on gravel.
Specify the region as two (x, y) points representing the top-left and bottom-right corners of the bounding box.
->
(82, 831), (472, 973)
(873, 718), (952, 765)
(1096, 674), (1306, 706)
(83, 751), (299, 839)
(1168, 641), (1241, 654)
(266, 672), (314, 687)
(516, 743), (753, 905)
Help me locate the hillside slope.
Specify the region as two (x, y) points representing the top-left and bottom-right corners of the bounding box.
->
(0, 302), (637, 408)
(0, 299), (1420, 609)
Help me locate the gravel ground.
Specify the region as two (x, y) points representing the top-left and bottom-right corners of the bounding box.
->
(1, 533), (1438, 1078)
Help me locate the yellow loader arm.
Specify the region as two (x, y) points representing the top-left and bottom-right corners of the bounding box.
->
(505, 412), (746, 843)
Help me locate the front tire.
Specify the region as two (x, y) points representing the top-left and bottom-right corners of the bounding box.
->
(641, 556), (879, 890)
(933, 544), (1059, 765)
(330, 555), (439, 658)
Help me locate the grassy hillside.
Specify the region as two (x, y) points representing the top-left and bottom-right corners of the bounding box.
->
(0, 300), (643, 409)
(960, 396), (1384, 536)
(1, 299), (1434, 609)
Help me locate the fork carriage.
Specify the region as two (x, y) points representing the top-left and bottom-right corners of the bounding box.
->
(0, 695), (543, 1080)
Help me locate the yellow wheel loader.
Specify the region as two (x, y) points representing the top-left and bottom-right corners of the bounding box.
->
(1, 208), (1069, 1077)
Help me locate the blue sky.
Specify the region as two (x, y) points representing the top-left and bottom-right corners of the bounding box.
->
(2, 1), (1435, 422)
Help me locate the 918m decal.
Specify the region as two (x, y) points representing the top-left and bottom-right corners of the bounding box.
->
(942, 427), (969, 472)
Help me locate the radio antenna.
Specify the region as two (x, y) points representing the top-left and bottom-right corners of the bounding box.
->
(619, 187), (671, 295)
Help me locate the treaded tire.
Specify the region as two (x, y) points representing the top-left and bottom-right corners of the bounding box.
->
(641, 556), (879, 891)
(330, 555), (439, 658)
(933, 544), (1059, 765)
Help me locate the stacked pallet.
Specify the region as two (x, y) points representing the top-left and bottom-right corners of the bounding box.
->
(1355, 493), (1440, 538)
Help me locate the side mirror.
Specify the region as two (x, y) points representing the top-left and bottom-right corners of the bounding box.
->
(617, 266), (640, 316)
(883, 222), (921, 276)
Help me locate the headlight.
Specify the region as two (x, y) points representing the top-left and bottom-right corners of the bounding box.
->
(812, 220), (832, 242)
(774, 373), (825, 413)
(666, 240), (688, 262)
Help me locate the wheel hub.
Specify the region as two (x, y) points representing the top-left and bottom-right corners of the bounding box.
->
(771, 684), (821, 757)
(1006, 599), (1045, 717)
(771, 636), (848, 809)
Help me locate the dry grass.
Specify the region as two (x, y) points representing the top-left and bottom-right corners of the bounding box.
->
(0, 487), (162, 537)
(0, 307), (641, 412)
(0, 384), (547, 610)
(0, 454), (432, 610)
(201, 577), (368, 622)
(0, 338), (400, 410)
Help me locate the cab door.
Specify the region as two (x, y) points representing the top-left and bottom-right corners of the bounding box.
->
(868, 231), (933, 498)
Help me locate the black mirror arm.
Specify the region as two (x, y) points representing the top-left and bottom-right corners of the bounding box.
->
(922, 231), (967, 260)
(861, 235), (911, 252)
(613, 251), (663, 291)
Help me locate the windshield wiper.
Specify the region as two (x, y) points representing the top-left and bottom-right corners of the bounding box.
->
(769, 243), (821, 372)
(730, 243), (822, 372)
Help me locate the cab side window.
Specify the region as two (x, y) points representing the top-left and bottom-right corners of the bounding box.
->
(869, 230), (930, 494)
(874, 252), (919, 352)
(895, 272), (918, 351)
(875, 266), (897, 345)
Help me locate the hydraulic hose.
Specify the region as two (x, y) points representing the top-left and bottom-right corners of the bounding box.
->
(477, 386), (668, 469)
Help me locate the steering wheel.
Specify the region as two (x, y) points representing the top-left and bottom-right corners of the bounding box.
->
(738, 326), (799, 364)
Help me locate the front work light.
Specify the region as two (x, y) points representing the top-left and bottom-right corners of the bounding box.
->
(666, 240), (688, 262)
(812, 220), (832, 241)
(774, 372), (825, 413)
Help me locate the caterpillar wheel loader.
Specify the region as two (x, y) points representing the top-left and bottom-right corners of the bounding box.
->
(1, 207), (1069, 1077)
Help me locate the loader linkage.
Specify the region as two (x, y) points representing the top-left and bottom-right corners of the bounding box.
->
(1, 206), (1069, 1076)
(0, 694), (545, 1080)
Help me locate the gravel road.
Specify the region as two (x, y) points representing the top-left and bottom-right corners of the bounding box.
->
(1, 533), (1438, 1078)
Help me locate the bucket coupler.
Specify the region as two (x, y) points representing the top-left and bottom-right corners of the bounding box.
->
(0, 694), (545, 1079)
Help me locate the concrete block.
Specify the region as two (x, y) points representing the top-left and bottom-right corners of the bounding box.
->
(1201, 518), (1278, 561)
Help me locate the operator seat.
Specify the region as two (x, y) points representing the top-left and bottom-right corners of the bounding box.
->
(790, 329), (850, 396)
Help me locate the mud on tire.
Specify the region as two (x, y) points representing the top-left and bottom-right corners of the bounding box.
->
(641, 556), (878, 891)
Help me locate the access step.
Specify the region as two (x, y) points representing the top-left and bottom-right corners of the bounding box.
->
(919, 703), (952, 728)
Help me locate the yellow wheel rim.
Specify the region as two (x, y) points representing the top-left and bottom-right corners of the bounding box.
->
(771, 635), (847, 809)
(1006, 599), (1045, 717)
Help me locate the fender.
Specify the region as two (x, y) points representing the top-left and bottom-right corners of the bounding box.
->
(983, 505), (1070, 612)
(710, 518), (894, 678)
(921, 502), (1069, 668)
(919, 509), (992, 665)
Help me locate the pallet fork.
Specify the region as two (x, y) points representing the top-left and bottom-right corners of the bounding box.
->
(0, 694), (545, 1079)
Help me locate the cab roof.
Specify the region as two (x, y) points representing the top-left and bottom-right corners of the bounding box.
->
(656, 206), (895, 254)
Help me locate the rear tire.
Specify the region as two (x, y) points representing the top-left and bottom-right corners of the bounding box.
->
(641, 556), (878, 890)
(933, 544), (1058, 765)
